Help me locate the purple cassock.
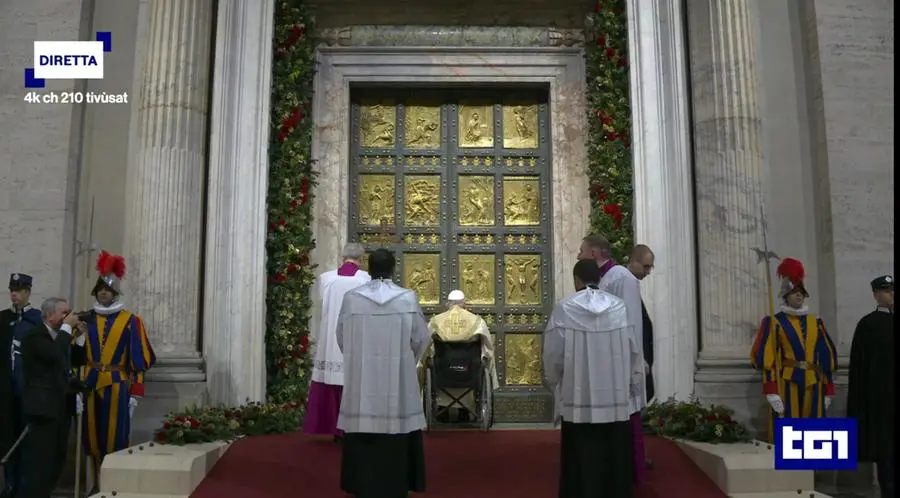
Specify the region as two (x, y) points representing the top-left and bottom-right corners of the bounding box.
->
(303, 261), (370, 437)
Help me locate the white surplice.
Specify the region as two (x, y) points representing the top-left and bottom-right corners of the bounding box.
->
(310, 268), (370, 386)
(600, 265), (646, 412)
(337, 279), (430, 434)
(542, 287), (641, 424)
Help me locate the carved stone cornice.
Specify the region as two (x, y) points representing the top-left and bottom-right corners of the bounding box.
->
(316, 26), (584, 47)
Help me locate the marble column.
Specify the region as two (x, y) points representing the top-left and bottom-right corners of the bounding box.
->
(626, 0), (697, 400)
(124, 0), (214, 356)
(202, 0), (274, 405)
(687, 0), (768, 360)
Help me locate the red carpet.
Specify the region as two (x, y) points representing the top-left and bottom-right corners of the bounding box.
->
(191, 431), (726, 498)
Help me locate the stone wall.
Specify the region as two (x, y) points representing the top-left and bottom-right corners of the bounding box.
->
(0, 0), (87, 302)
(72, 0), (143, 309)
(806, 0), (894, 355)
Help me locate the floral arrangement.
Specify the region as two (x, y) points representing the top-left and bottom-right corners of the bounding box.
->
(642, 397), (752, 444)
(153, 401), (304, 445)
(265, 1), (318, 403)
(586, 0), (634, 262)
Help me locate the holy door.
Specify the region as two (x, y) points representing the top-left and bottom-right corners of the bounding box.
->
(348, 88), (554, 422)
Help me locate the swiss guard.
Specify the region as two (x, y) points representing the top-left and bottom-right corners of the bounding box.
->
(80, 251), (157, 492)
(0, 273), (41, 497)
(750, 258), (838, 442)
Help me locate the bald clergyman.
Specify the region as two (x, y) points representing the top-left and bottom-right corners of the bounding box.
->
(304, 243), (370, 441)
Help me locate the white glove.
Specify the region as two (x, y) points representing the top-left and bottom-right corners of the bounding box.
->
(75, 393), (84, 415)
(129, 396), (139, 418)
(824, 396), (833, 411)
(766, 394), (785, 415)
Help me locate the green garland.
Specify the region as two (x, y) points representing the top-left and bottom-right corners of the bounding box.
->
(586, 0), (634, 262)
(265, 1), (317, 403)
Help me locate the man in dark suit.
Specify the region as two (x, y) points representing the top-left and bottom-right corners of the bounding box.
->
(16, 297), (85, 498)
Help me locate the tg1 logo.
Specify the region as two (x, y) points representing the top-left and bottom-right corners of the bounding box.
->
(774, 418), (858, 470)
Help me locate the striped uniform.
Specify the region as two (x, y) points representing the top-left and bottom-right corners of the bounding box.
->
(81, 310), (156, 463)
(750, 312), (838, 442)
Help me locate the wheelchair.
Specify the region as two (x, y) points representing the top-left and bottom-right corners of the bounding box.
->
(422, 334), (494, 431)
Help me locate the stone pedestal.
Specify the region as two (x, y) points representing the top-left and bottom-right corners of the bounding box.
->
(626, 0), (697, 400)
(686, 0), (768, 423)
(123, 0), (214, 356)
(202, 0), (274, 405)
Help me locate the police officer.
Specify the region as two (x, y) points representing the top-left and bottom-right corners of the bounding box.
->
(847, 275), (894, 497)
(0, 274), (41, 498)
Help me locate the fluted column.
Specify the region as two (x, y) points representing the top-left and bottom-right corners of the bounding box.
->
(202, 0), (274, 405)
(687, 0), (767, 358)
(124, 0), (214, 355)
(627, 0), (697, 399)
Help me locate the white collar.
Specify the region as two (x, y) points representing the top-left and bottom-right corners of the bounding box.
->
(779, 304), (809, 316)
(876, 306), (893, 314)
(93, 300), (125, 316)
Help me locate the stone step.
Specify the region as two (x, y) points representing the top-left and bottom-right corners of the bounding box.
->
(98, 440), (231, 496)
(675, 439), (815, 494)
(145, 370), (206, 382)
(154, 356), (204, 368)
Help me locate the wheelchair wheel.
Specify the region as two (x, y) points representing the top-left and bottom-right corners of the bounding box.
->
(424, 367), (435, 429)
(480, 372), (493, 431)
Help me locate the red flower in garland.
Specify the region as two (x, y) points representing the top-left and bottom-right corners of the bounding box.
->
(595, 110), (613, 125)
(605, 47), (617, 59)
(603, 203), (624, 229)
(299, 176), (310, 204)
(596, 35), (607, 47)
(287, 263), (299, 274)
(299, 335), (309, 353)
(277, 107), (305, 143)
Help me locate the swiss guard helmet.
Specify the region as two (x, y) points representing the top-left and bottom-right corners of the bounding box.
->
(92, 250), (126, 296)
(776, 257), (809, 298)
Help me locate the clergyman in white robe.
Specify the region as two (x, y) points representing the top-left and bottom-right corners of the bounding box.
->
(303, 244), (370, 437)
(336, 249), (428, 498)
(543, 259), (641, 498)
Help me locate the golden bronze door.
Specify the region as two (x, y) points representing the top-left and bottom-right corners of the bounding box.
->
(349, 88), (554, 423)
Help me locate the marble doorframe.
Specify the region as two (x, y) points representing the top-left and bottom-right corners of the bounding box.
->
(309, 37), (697, 400)
(309, 47), (591, 308)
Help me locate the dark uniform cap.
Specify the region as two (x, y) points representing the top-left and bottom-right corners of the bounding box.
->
(8, 273), (33, 290)
(871, 275), (893, 291)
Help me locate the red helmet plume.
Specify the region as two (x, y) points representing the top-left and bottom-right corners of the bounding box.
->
(96, 250), (127, 280)
(776, 257), (805, 284)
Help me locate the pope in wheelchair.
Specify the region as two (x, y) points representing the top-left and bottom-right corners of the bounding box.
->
(418, 290), (498, 429)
